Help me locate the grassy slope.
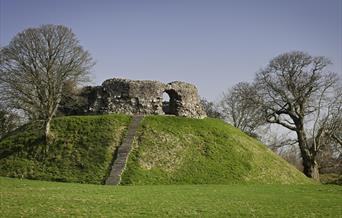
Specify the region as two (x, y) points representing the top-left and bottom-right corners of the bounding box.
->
(122, 116), (311, 185)
(1, 114), (310, 185)
(0, 114), (131, 184)
(1, 177), (341, 217)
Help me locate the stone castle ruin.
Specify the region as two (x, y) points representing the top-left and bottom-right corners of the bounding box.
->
(79, 78), (206, 118)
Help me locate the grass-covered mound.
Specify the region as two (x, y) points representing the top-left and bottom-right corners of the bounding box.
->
(122, 116), (311, 185)
(1, 177), (340, 217)
(0, 114), (131, 184)
(1, 114), (310, 185)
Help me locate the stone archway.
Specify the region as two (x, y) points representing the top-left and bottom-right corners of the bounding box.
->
(162, 89), (180, 115)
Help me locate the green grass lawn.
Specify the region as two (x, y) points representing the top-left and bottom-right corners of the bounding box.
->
(1, 177), (341, 217)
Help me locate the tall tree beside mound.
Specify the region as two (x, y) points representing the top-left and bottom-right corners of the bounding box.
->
(255, 51), (341, 180)
(219, 82), (265, 137)
(0, 24), (94, 145)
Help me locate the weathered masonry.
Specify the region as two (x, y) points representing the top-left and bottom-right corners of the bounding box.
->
(81, 78), (206, 118)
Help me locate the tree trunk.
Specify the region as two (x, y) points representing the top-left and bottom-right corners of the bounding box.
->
(296, 129), (320, 181)
(302, 153), (320, 181)
(44, 117), (52, 146)
(45, 119), (50, 140)
(44, 97), (61, 155)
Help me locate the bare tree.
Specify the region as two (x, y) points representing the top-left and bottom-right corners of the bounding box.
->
(200, 98), (223, 119)
(277, 145), (304, 172)
(316, 98), (342, 174)
(255, 51), (341, 180)
(317, 142), (342, 174)
(0, 105), (20, 139)
(219, 82), (265, 136)
(0, 24), (94, 144)
(57, 80), (88, 116)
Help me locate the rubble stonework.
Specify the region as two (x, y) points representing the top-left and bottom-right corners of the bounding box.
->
(81, 78), (206, 118)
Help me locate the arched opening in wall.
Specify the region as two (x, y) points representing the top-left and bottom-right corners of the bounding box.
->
(162, 90), (179, 115)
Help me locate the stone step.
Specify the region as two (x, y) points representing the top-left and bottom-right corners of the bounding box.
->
(105, 115), (143, 185)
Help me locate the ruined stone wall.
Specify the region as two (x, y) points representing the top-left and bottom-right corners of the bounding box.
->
(81, 78), (206, 118)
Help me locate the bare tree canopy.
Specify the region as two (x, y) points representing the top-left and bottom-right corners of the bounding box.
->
(200, 98), (223, 119)
(255, 51), (341, 180)
(0, 105), (20, 139)
(219, 82), (265, 137)
(0, 24), (94, 143)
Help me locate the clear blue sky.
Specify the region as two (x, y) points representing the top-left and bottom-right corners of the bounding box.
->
(1, 0), (341, 101)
